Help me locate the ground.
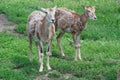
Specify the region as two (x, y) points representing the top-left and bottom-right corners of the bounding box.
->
(0, 14), (21, 36)
(0, 14), (14, 31)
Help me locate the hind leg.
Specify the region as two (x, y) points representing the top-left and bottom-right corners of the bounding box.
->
(56, 32), (65, 57)
(72, 34), (82, 61)
(28, 34), (33, 62)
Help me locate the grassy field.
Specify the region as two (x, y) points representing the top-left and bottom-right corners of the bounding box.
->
(0, 0), (120, 80)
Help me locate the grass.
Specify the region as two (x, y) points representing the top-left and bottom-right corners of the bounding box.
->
(0, 32), (120, 80)
(0, 0), (120, 80)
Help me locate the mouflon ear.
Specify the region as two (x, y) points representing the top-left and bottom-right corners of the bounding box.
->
(40, 7), (47, 14)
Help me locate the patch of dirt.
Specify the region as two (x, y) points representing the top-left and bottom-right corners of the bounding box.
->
(0, 14), (22, 36)
(34, 70), (74, 80)
(0, 14), (16, 32)
(34, 73), (49, 80)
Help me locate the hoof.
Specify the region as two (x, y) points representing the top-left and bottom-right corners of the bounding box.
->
(61, 56), (66, 59)
(77, 56), (82, 60)
(78, 58), (82, 61)
(39, 68), (43, 72)
(61, 52), (65, 57)
(29, 58), (33, 62)
(74, 58), (82, 61)
(47, 66), (52, 71)
(61, 54), (65, 57)
(39, 66), (43, 72)
(74, 58), (78, 61)
(48, 68), (52, 71)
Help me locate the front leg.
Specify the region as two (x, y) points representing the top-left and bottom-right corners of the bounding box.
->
(72, 33), (82, 61)
(56, 32), (65, 57)
(46, 40), (52, 71)
(37, 41), (44, 72)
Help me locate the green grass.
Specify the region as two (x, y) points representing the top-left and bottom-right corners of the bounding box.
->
(0, 32), (120, 80)
(0, 0), (120, 80)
